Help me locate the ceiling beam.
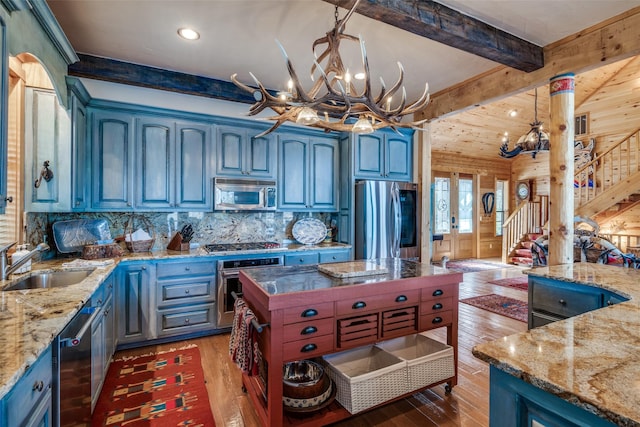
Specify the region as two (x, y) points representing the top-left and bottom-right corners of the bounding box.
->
(419, 7), (640, 121)
(68, 54), (260, 104)
(322, 0), (543, 72)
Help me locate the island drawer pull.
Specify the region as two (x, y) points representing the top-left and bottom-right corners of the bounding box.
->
(301, 326), (317, 335)
(432, 289), (444, 297)
(432, 303), (443, 310)
(432, 317), (443, 324)
(558, 299), (567, 305)
(301, 309), (318, 318)
(32, 381), (44, 392)
(300, 343), (317, 353)
(395, 295), (407, 302)
(352, 301), (367, 309)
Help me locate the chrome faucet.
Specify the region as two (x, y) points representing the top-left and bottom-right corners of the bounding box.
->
(0, 242), (50, 280)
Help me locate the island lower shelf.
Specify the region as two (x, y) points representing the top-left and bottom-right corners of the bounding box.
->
(237, 261), (462, 427)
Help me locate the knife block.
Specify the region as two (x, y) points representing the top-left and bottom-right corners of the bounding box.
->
(167, 232), (190, 251)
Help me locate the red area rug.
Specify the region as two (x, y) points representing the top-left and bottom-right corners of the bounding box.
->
(460, 294), (528, 322)
(92, 345), (215, 427)
(437, 259), (509, 273)
(488, 276), (529, 291)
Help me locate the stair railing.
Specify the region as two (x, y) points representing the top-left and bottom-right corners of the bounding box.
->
(575, 128), (640, 208)
(501, 195), (549, 263)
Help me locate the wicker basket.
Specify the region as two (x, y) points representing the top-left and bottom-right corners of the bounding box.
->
(375, 334), (454, 392)
(124, 215), (156, 252)
(322, 346), (407, 414)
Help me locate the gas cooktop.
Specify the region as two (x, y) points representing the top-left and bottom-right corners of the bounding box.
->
(204, 242), (281, 253)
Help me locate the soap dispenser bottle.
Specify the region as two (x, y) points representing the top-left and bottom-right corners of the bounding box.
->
(11, 244), (32, 274)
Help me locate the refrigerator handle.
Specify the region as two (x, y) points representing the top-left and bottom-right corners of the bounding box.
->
(392, 183), (401, 258)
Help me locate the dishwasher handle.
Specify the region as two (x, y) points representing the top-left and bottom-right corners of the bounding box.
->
(59, 306), (100, 348)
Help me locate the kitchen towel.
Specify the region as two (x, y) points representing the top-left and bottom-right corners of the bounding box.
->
(229, 298), (260, 376)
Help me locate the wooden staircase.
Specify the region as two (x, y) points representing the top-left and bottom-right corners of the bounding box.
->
(501, 196), (548, 265)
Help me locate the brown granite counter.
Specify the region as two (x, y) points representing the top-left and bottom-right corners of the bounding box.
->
(472, 263), (640, 426)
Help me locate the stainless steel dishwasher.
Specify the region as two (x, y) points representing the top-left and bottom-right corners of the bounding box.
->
(53, 299), (101, 427)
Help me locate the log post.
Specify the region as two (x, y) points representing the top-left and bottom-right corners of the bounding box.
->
(420, 123), (432, 263)
(548, 73), (575, 265)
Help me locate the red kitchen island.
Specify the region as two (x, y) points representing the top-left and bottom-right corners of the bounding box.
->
(237, 259), (463, 427)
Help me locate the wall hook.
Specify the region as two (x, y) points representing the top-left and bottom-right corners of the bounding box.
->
(34, 160), (54, 188)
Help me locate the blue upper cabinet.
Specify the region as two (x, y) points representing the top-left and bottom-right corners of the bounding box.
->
(215, 125), (275, 179)
(135, 117), (174, 209)
(91, 109), (134, 210)
(67, 77), (90, 211)
(353, 129), (413, 182)
(175, 121), (212, 209)
(278, 133), (338, 211)
(0, 17), (6, 214)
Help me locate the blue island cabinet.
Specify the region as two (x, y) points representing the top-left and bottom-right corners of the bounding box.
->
(489, 366), (617, 427)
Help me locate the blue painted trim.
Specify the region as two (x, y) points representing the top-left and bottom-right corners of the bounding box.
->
(65, 76), (90, 105)
(0, 16), (7, 213)
(550, 72), (576, 80)
(0, 0), (27, 12)
(27, 0), (78, 64)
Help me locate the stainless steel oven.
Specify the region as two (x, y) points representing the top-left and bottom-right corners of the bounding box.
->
(217, 256), (284, 328)
(214, 177), (277, 211)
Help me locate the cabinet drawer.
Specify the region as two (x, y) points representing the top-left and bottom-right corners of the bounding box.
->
(319, 250), (350, 264)
(284, 252), (320, 265)
(283, 334), (335, 362)
(421, 285), (455, 302)
(421, 297), (454, 315)
(381, 306), (417, 338)
(156, 261), (215, 278)
(283, 317), (334, 343)
(6, 346), (52, 427)
(419, 310), (453, 331)
(283, 302), (334, 325)
(157, 278), (215, 307)
(531, 282), (602, 318)
(337, 314), (379, 349)
(157, 303), (215, 336)
(336, 289), (419, 316)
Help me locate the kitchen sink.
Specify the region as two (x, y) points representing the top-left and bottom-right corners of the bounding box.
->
(2, 270), (94, 291)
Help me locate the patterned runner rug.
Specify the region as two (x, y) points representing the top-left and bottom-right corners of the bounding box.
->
(460, 294), (528, 322)
(92, 345), (215, 427)
(488, 276), (529, 291)
(435, 259), (510, 273)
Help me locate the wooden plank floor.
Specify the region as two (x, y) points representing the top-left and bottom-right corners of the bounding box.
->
(114, 263), (528, 426)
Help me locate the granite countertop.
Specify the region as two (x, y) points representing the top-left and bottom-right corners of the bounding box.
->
(0, 241), (351, 400)
(242, 258), (459, 296)
(472, 263), (640, 426)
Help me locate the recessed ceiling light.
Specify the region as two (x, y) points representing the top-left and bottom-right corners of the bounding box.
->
(178, 27), (200, 40)
(509, 110), (517, 117)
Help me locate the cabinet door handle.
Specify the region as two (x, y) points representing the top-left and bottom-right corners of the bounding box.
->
(185, 289), (190, 294)
(432, 317), (443, 324)
(185, 267), (190, 271)
(300, 343), (317, 353)
(395, 295), (407, 302)
(141, 266), (147, 270)
(352, 301), (367, 309)
(301, 326), (317, 335)
(558, 299), (567, 305)
(432, 303), (443, 310)
(184, 318), (190, 324)
(301, 309), (318, 318)
(432, 289), (444, 297)
(32, 381), (44, 392)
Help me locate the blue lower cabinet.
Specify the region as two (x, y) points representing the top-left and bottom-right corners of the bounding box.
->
(489, 366), (616, 427)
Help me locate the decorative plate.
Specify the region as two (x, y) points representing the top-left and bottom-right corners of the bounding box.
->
(292, 218), (327, 245)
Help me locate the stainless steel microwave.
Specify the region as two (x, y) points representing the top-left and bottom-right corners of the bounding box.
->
(214, 178), (277, 211)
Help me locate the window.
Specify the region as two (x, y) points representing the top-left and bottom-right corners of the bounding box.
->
(495, 180), (508, 236)
(575, 113), (589, 136)
(458, 178), (473, 233)
(434, 177), (451, 234)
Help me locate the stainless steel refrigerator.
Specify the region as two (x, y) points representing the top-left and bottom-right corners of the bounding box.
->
(354, 180), (420, 259)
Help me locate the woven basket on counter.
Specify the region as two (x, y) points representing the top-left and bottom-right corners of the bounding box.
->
(124, 214), (156, 252)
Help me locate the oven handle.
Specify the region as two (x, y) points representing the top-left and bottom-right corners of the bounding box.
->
(59, 306), (101, 348)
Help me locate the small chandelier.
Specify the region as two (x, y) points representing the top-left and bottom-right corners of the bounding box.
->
(231, 0), (431, 137)
(499, 88), (550, 159)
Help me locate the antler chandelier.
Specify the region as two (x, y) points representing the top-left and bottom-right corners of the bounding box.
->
(231, 0), (431, 136)
(499, 87), (550, 159)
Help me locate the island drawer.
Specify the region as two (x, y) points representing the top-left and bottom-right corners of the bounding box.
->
(283, 317), (334, 343)
(283, 302), (334, 324)
(156, 277), (215, 307)
(319, 250), (350, 263)
(282, 334), (335, 361)
(336, 290), (420, 316)
(530, 280), (603, 318)
(421, 297), (454, 315)
(381, 307), (418, 338)
(284, 253), (319, 265)
(156, 303), (216, 336)
(419, 310), (453, 331)
(421, 285), (455, 302)
(337, 314), (379, 349)
(156, 261), (215, 278)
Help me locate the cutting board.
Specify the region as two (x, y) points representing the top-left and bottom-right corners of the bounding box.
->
(317, 261), (388, 278)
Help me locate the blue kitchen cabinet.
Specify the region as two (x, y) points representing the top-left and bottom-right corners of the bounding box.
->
(0, 345), (53, 427)
(23, 87), (72, 212)
(353, 129), (413, 181)
(135, 116), (174, 209)
(175, 121), (213, 209)
(284, 248), (351, 265)
(90, 108), (135, 210)
(116, 262), (153, 346)
(67, 77), (90, 211)
(0, 16), (7, 214)
(215, 124), (275, 178)
(91, 273), (115, 411)
(278, 133), (339, 211)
